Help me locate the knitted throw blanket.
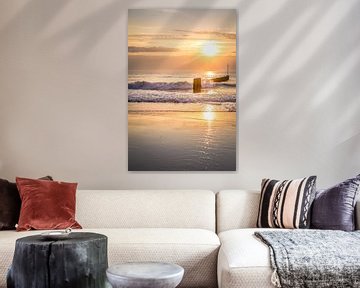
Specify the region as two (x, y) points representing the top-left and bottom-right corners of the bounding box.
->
(255, 230), (360, 288)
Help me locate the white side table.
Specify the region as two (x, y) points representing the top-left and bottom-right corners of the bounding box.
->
(106, 262), (184, 288)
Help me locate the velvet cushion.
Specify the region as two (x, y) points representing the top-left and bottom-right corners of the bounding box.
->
(0, 179), (20, 230)
(0, 176), (53, 230)
(311, 174), (360, 231)
(16, 177), (82, 231)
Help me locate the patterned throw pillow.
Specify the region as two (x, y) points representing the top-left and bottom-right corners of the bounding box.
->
(257, 176), (317, 229)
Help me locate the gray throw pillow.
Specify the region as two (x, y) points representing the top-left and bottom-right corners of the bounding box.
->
(311, 174), (360, 231)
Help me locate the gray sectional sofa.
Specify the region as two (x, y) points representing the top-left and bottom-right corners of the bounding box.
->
(0, 189), (359, 288)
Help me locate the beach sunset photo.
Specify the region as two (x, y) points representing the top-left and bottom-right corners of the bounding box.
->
(128, 9), (237, 171)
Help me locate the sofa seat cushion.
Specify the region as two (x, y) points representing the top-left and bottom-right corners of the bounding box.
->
(101, 228), (220, 288)
(218, 228), (282, 288)
(0, 228), (219, 288)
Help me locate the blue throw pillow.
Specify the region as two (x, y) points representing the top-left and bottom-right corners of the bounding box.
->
(311, 174), (360, 231)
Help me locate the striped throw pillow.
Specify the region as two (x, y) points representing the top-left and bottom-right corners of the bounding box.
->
(257, 176), (317, 229)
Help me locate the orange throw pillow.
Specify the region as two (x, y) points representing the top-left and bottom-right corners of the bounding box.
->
(16, 177), (82, 231)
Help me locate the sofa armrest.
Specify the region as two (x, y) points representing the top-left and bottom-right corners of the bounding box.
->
(356, 200), (360, 230)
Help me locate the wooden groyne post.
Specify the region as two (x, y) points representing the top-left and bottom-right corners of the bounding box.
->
(193, 78), (201, 93)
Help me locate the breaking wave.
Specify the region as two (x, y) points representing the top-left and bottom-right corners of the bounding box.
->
(128, 81), (192, 91)
(128, 90), (236, 103)
(128, 81), (236, 91)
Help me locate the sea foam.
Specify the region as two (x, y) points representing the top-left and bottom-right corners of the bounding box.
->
(128, 81), (236, 91)
(128, 81), (192, 91)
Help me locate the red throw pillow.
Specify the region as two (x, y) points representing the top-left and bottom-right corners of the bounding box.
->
(0, 176), (53, 230)
(16, 177), (82, 231)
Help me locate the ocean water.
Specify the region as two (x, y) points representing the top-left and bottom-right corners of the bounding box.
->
(128, 71), (236, 171)
(128, 71), (236, 111)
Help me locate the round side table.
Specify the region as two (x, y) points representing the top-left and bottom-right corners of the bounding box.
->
(106, 262), (184, 288)
(7, 232), (108, 288)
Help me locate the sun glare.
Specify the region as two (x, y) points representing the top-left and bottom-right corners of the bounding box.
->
(203, 105), (215, 121)
(202, 41), (219, 57)
(205, 71), (215, 78)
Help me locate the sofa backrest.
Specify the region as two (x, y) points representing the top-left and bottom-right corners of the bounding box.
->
(216, 190), (260, 233)
(76, 190), (216, 231)
(217, 190), (360, 233)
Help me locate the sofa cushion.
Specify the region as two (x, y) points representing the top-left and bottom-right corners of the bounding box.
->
(311, 174), (360, 231)
(0, 176), (53, 230)
(217, 190), (360, 233)
(76, 190), (216, 231)
(0, 179), (20, 230)
(257, 176), (316, 229)
(16, 177), (82, 231)
(0, 228), (220, 288)
(218, 228), (279, 288)
(216, 190), (260, 233)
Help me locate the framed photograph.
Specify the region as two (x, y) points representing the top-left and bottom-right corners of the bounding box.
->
(128, 9), (236, 171)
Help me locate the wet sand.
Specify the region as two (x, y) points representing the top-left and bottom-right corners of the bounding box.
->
(128, 111), (236, 171)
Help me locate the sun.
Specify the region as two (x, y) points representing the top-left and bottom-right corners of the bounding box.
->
(202, 41), (219, 57)
(205, 71), (215, 78)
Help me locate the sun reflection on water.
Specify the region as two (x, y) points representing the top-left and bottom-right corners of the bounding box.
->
(203, 105), (215, 121)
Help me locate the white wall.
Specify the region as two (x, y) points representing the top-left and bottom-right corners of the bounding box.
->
(0, 0), (359, 191)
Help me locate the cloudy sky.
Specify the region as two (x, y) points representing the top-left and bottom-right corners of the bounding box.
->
(128, 9), (236, 73)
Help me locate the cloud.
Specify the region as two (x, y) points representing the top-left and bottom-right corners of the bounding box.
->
(128, 34), (189, 40)
(175, 30), (236, 40)
(128, 46), (179, 53)
(128, 30), (236, 41)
